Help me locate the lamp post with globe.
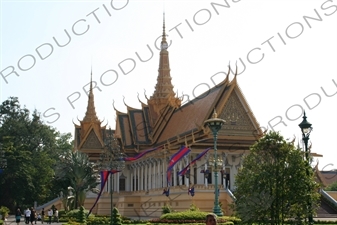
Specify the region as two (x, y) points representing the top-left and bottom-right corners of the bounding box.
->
(204, 110), (225, 216)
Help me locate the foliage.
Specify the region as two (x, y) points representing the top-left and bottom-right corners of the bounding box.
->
(54, 150), (99, 209)
(0, 206), (10, 219)
(188, 204), (199, 211)
(86, 216), (110, 225)
(160, 211), (208, 220)
(78, 206), (86, 224)
(162, 204), (172, 214)
(0, 219), (3, 225)
(234, 131), (320, 225)
(112, 207), (122, 225)
(66, 208), (89, 219)
(325, 181), (337, 191)
(0, 97), (73, 210)
(155, 211), (240, 224)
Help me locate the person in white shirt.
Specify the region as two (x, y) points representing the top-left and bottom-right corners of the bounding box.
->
(25, 208), (31, 224)
(47, 209), (53, 224)
(54, 209), (58, 223)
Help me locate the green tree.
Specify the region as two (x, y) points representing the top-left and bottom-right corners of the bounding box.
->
(111, 207), (122, 225)
(54, 150), (99, 209)
(0, 97), (73, 210)
(234, 131), (320, 225)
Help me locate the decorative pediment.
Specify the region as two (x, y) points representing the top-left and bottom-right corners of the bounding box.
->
(82, 129), (103, 149)
(219, 91), (255, 134)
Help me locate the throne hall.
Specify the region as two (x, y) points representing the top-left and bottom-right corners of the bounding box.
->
(73, 19), (262, 217)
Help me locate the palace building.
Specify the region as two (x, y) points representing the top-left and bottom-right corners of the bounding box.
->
(73, 19), (263, 217)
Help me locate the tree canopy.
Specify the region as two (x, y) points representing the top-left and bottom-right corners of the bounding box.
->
(54, 150), (99, 209)
(0, 97), (73, 211)
(234, 131), (320, 225)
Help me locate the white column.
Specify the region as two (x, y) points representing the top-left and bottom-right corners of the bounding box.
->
(140, 164), (143, 191)
(156, 160), (161, 188)
(204, 163), (208, 187)
(161, 158), (167, 187)
(178, 162), (182, 185)
(130, 167), (133, 192)
(137, 165), (140, 191)
(148, 162), (151, 190)
(152, 162), (156, 189)
(116, 173), (119, 193)
(173, 166), (177, 186)
(144, 163), (149, 190)
(133, 166), (136, 191)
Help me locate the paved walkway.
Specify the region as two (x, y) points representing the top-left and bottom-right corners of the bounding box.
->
(4, 216), (63, 225)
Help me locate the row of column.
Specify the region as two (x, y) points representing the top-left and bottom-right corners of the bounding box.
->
(130, 158), (167, 191)
(102, 153), (243, 192)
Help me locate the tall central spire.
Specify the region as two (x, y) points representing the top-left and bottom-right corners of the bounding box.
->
(83, 70), (99, 122)
(150, 14), (176, 102)
(148, 14), (181, 123)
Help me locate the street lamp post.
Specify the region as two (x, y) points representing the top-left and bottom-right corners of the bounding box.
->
(298, 111), (313, 225)
(204, 110), (225, 217)
(99, 128), (125, 225)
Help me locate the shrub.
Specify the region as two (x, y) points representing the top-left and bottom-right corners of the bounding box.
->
(87, 216), (110, 225)
(189, 204), (199, 212)
(162, 204), (172, 214)
(112, 207), (122, 225)
(0, 206), (10, 220)
(78, 206), (86, 224)
(58, 209), (67, 218)
(160, 210), (208, 220)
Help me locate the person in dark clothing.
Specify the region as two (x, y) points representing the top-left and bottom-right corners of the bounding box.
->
(15, 208), (22, 225)
(41, 208), (45, 224)
(30, 208), (36, 225)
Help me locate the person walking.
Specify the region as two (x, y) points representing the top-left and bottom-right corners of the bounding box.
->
(24, 208), (31, 224)
(47, 209), (53, 224)
(15, 208), (22, 225)
(41, 208), (45, 224)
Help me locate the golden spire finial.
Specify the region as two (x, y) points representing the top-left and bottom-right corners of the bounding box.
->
(161, 12), (168, 49)
(90, 65), (93, 91)
(163, 13), (166, 41)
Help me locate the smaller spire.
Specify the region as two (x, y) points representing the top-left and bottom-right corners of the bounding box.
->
(83, 70), (99, 123)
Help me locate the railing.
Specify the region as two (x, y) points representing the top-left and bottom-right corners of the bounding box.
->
(226, 188), (236, 201)
(320, 189), (337, 211)
(35, 196), (62, 211)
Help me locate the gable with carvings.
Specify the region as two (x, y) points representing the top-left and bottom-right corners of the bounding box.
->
(218, 91), (255, 135)
(82, 129), (102, 149)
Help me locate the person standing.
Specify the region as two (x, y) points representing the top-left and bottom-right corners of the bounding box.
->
(41, 208), (45, 224)
(53, 209), (59, 223)
(15, 208), (22, 225)
(25, 208), (31, 224)
(47, 209), (53, 224)
(30, 208), (36, 225)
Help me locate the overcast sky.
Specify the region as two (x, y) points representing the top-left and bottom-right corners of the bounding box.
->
(1, 0), (336, 171)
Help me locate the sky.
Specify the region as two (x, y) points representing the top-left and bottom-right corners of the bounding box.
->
(0, 0), (336, 171)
